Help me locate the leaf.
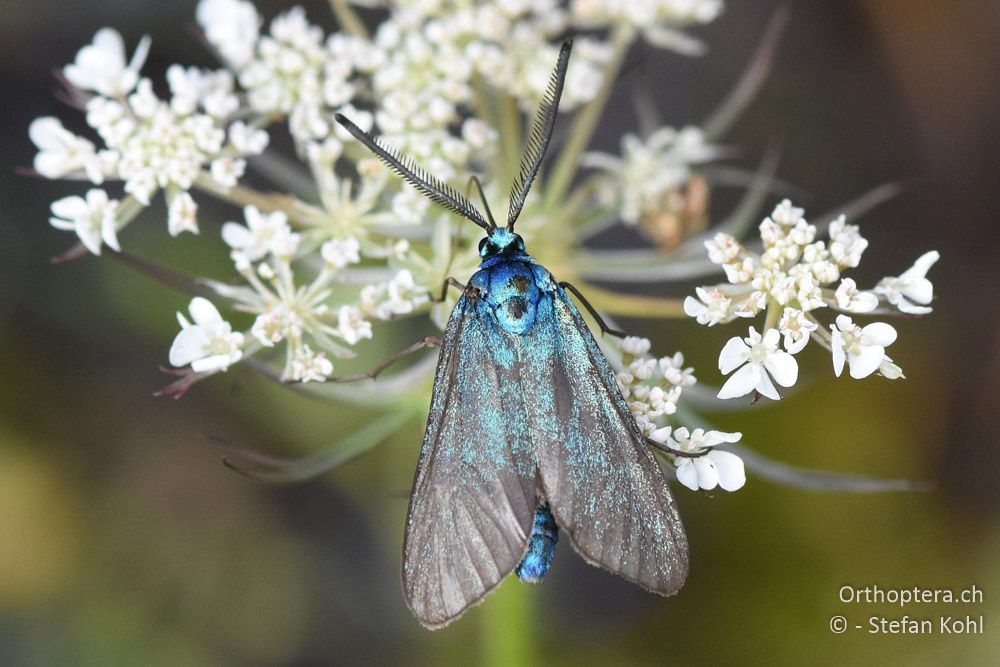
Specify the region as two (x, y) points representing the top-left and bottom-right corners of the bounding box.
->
(214, 409), (413, 483)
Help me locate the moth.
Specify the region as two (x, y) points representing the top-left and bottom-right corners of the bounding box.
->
(336, 39), (688, 629)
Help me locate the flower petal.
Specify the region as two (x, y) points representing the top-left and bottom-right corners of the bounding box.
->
(755, 367), (780, 400)
(169, 327), (209, 367)
(861, 322), (897, 347)
(718, 337), (750, 374)
(848, 346), (884, 379)
(831, 330), (846, 377)
(711, 451), (746, 492)
(675, 460), (700, 491)
(718, 362), (759, 399)
(187, 297), (223, 326)
(764, 350), (798, 388)
(694, 458), (720, 490)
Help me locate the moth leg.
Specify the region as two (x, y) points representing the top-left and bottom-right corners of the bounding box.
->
(323, 336), (441, 383)
(435, 276), (467, 303)
(558, 281), (627, 338)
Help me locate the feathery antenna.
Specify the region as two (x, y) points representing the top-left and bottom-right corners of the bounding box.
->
(335, 113), (492, 232)
(507, 39), (573, 229)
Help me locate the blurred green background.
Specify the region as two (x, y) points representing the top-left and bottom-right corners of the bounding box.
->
(1, 1), (998, 664)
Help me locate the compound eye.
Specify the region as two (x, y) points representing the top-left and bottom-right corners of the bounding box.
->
(478, 237), (488, 253)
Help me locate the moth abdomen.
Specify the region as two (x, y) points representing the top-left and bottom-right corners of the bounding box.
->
(516, 503), (559, 583)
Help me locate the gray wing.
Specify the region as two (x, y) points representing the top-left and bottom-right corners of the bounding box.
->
(521, 288), (688, 595)
(403, 294), (538, 629)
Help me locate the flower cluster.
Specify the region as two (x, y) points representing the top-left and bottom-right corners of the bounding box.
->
(32, 28), (270, 250)
(613, 336), (745, 493)
(685, 200), (938, 398)
(29, 0), (939, 500)
(616, 336), (696, 435)
(584, 126), (719, 227)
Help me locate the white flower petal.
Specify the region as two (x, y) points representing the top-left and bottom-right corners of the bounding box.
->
(694, 457), (720, 490)
(191, 353), (238, 373)
(754, 367), (780, 400)
(861, 322), (897, 347)
(169, 327), (210, 366)
(675, 460), (700, 491)
(831, 330), (846, 377)
(718, 363), (759, 399)
(764, 350), (798, 388)
(718, 337), (750, 374)
(848, 347), (884, 379)
(221, 222), (251, 250)
(187, 296), (223, 326)
(897, 299), (933, 315)
(711, 451), (746, 492)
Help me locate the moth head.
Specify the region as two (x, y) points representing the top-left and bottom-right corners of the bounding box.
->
(479, 228), (526, 259)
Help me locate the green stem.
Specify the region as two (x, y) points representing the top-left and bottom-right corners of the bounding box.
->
(764, 300), (780, 331)
(543, 25), (635, 212)
(194, 174), (315, 225)
(479, 579), (536, 667)
(499, 93), (523, 187)
(579, 283), (688, 319)
(328, 0), (368, 39)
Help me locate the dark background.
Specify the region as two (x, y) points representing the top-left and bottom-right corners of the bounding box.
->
(1, 1), (998, 664)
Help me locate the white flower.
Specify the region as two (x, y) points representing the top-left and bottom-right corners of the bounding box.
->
(321, 237), (361, 269)
(167, 190), (199, 236)
(830, 315), (897, 379)
(653, 427), (745, 492)
(210, 157), (246, 189)
(769, 199), (805, 227)
(221, 206), (291, 261)
(629, 358), (657, 380)
(570, 0), (722, 52)
(717, 327), (799, 400)
(875, 251), (939, 315)
(778, 307), (818, 354)
(238, 7), (337, 142)
(620, 336), (651, 357)
(834, 277), (878, 313)
(336, 306), (372, 345)
(290, 345), (333, 382)
(64, 28), (150, 97)
(684, 287), (733, 326)
(583, 126), (718, 224)
(828, 215), (868, 268)
(169, 297), (244, 373)
(228, 121), (270, 156)
(704, 232), (745, 266)
(658, 352), (696, 387)
(29, 117), (102, 182)
(102, 78), (228, 206)
(196, 0), (261, 69)
(380, 269), (429, 316)
(251, 304), (302, 347)
(49, 189), (120, 255)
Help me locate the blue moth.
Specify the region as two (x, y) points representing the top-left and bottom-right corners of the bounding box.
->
(336, 40), (688, 629)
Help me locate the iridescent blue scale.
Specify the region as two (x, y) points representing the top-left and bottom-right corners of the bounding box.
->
(515, 504), (559, 583)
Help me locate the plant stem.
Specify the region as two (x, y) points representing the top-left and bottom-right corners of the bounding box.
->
(543, 25), (635, 212)
(328, 0), (368, 39)
(499, 93), (523, 187)
(194, 174), (314, 224)
(479, 579), (536, 667)
(578, 283), (688, 319)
